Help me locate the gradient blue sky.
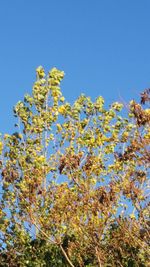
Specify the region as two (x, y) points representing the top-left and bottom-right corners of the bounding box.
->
(0, 0), (150, 133)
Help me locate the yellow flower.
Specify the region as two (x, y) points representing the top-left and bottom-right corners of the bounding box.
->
(130, 214), (136, 219)
(60, 96), (65, 102)
(57, 124), (62, 132)
(36, 66), (45, 79)
(58, 105), (66, 115)
(0, 141), (3, 154)
(145, 108), (150, 115)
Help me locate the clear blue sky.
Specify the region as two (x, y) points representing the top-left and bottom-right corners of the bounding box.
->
(0, 0), (150, 133)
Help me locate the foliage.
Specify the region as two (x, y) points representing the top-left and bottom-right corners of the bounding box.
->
(0, 67), (149, 266)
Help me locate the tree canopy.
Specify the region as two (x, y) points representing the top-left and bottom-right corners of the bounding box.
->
(0, 67), (149, 266)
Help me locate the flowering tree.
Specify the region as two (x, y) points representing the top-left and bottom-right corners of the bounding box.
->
(0, 67), (149, 266)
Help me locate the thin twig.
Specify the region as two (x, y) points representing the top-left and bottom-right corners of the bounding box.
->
(95, 246), (102, 267)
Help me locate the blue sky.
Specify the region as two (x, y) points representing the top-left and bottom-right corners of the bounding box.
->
(0, 0), (150, 133)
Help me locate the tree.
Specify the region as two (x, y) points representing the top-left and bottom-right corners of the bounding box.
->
(0, 67), (149, 266)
